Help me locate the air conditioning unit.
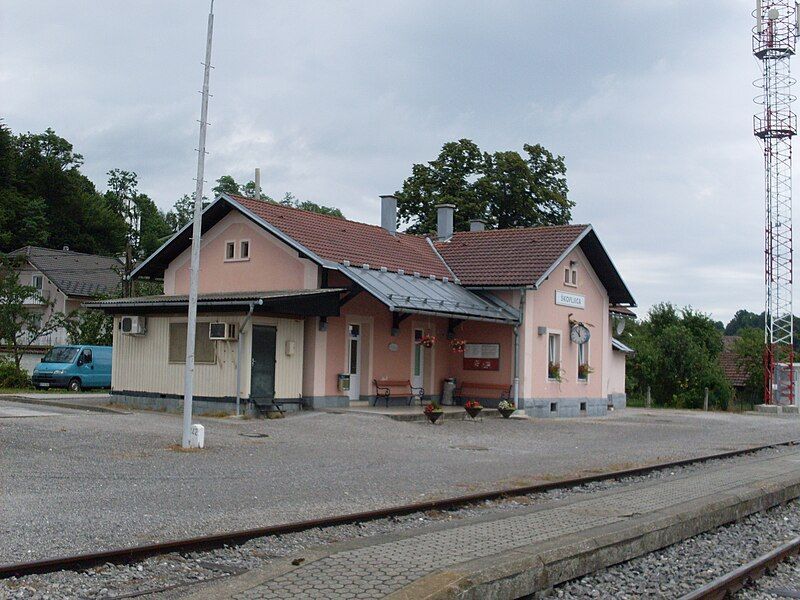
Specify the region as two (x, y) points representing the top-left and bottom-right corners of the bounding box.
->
(120, 316), (146, 335)
(209, 322), (237, 341)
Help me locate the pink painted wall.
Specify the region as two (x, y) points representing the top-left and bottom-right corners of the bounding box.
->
(165, 213), (316, 295)
(524, 246), (608, 399)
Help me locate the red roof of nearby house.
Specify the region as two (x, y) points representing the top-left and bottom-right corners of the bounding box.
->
(434, 225), (590, 286)
(610, 305), (637, 317)
(231, 195), (452, 279)
(720, 336), (749, 388)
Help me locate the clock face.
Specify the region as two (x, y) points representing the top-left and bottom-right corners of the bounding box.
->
(570, 324), (590, 344)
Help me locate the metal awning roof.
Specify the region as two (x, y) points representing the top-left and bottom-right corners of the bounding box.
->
(612, 338), (634, 354)
(339, 265), (519, 323)
(83, 289), (344, 317)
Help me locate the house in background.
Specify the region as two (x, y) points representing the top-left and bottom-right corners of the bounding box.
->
(87, 193), (635, 418)
(719, 335), (751, 400)
(7, 246), (123, 350)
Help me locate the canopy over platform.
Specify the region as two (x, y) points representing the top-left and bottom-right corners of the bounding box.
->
(83, 289), (345, 317)
(339, 264), (519, 324)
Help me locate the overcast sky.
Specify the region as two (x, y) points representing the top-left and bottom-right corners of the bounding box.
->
(0, 0), (770, 323)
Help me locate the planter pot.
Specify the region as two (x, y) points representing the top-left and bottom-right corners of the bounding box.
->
(498, 407), (515, 419)
(465, 406), (482, 419)
(425, 411), (443, 424)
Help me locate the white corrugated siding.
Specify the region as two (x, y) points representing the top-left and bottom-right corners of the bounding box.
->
(112, 315), (305, 399)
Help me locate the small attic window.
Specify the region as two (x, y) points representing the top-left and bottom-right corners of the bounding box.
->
(240, 240), (250, 260)
(225, 241), (235, 260)
(564, 262), (578, 287)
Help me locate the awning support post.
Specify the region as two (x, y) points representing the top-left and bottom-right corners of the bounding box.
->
(236, 300), (262, 417)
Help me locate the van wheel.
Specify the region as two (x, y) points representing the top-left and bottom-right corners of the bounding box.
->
(68, 378), (82, 392)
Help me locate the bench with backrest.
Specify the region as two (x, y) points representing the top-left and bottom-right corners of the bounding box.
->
(373, 379), (424, 407)
(454, 382), (512, 407)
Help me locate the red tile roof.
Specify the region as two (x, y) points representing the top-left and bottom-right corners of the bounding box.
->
(610, 305), (636, 317)
(230, 195), (452, 279)
(719, 336), (749, 388)
(434, 225), (589, 286)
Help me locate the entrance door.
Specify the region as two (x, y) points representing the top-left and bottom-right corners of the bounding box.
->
(251, 325), (277, 401)
(412, 328), (424, 390)
(347, 324), (361, 401)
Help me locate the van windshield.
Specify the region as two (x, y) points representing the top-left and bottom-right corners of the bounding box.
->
(42, 347), (78, 364)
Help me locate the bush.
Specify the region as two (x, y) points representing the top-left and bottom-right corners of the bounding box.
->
(0, 358), (30, 388)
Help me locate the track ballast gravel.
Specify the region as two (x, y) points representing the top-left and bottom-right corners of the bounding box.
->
(1, 446), (797, 600)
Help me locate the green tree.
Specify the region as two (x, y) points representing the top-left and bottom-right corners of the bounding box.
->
(627, 303), (732, 409)
(734, 327), (766, 402)
(0, 189), (49, 249)
(725, 309), (763, 335)
(0, 255), (66, 369)
(212, 175), (241, 196)
(396, 139), (573, 234)
(64, 308), (113, 346)
(280, 192), (344, 218)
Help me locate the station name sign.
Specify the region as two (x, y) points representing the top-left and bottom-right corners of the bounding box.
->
(555, 290), (585, 309)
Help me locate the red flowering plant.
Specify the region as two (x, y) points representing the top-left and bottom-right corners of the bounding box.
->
(417, 334), (436, 348)
(464, 399), (482, 410)
(450, 338), (466, 353)
(424, 401), (443, 414)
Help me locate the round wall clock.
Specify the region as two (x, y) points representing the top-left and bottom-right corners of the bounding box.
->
(570, 323), (591, 344)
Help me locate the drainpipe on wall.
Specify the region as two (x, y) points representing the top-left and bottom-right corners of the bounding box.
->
(513, 288), (526, 411)
(236, 300), (263, 416)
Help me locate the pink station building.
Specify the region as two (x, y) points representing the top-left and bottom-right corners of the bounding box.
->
(87, 193), (636, 418)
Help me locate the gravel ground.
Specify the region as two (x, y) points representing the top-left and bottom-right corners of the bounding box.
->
(553, 493), (800, 599)
(0, 446), (796, 600)
(2, 401), (799, 565)
(738, 554), (800, 599)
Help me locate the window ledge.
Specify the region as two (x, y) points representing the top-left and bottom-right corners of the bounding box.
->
(224, 258), (251, 263)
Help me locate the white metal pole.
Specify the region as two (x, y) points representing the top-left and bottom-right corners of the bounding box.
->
(182, 0), (215, 448)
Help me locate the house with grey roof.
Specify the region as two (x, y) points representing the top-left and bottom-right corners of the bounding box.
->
(8, 246), (122, 347)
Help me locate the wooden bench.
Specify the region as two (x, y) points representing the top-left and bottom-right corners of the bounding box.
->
(454, 382), (512, 406)
(373, 379), (424, 407)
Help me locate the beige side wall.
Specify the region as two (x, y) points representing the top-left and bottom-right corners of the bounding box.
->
(608, 350), (626, 395)
(111, 314), (304, 399)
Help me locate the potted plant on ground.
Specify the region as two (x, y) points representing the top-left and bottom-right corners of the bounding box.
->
(423, 401), (444, 424)
(464, 399), (482, 420)
(497, 399), (516, 419)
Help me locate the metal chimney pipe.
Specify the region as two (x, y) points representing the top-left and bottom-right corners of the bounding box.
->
(436, 203), (455, 240)
(469, 219), (486, 232)
(380, 195), (397, 235)
(254, 168), (261, 200)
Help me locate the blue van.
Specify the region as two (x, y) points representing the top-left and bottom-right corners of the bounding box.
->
(32, 345), (113, 392)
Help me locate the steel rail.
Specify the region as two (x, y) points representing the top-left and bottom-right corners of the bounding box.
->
(679, 535), (800, 600)
(1, 439), (797, 580)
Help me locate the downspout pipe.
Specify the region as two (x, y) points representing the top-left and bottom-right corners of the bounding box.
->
(236, 300), (262, 416)
(513, 289), (525, 411)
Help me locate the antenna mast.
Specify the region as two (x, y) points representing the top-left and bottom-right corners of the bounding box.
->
(182, 0), (215, 448)
(754, 0), (797, 406)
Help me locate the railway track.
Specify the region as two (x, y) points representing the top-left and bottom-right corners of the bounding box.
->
(1, 439), (797, 582)
(679, 536), (800, 600)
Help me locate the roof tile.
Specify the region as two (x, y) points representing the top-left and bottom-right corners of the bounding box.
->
(230, 195), (452, 279)
(435, 225), (589, 286)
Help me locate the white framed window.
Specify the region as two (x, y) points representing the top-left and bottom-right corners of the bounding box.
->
(31, 274), (43, 290)
(564, 262), (578, 287)
(547, 333), (561, 380)
(225, 241), (236, 261)
(577, 342), (589, 381)
(240, 239), (250, 260)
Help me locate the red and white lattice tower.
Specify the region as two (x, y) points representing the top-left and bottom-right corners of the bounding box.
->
(754, 0), (797, 404)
